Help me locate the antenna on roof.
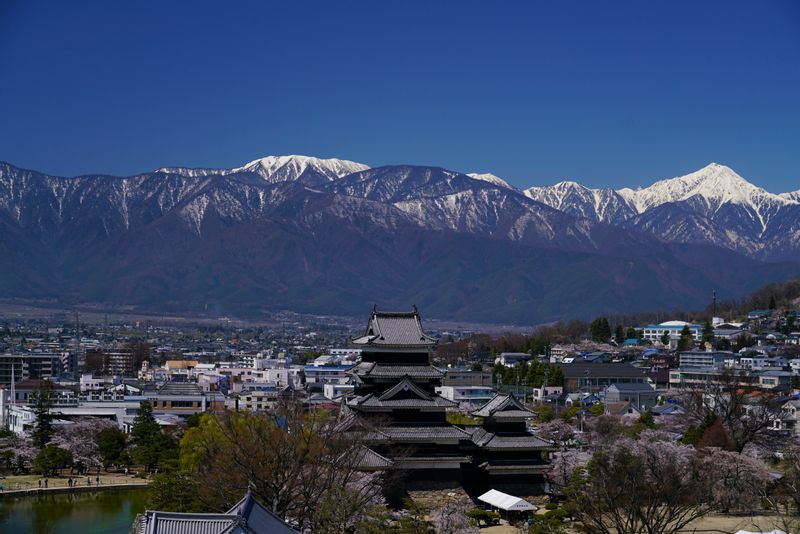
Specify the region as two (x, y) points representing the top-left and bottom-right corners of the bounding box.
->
(412, 304), (419, 314)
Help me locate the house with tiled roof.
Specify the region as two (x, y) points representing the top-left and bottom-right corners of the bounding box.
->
(134, 490), (298, 534)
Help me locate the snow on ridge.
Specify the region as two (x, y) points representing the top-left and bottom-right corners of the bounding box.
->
(618, 162), (796, 214)
(780, 190), (800, 202)
(234, 155), (369, 183)
(466, 172), (514, 189)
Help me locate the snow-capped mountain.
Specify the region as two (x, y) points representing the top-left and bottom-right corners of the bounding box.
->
(0, 157), (798, 323)
(523, 163), (800, 260)
(157, 155), (369, 186)
(781, 190), (800, 202)
(232, 155), (369, 185)
(466, 172), (514, 189)
(524, 181), (637, 225)
(618, 163), (793, 218)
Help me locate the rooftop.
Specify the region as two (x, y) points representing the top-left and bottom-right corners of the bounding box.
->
(471, 393), (535, 419)
(352, 308), (437, 348)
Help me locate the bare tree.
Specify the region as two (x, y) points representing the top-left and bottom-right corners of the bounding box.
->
(180, 399), (386, 532)
(699, 447), (771, 513)
(758, 438), (800, 534)
(679, 368), (784, 452)
(567, 437), (711, 534)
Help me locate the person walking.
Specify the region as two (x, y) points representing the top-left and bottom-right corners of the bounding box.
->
(44, 479), (48, 488)
(96, 475), (100, 486)
(38, 480), (41, 489)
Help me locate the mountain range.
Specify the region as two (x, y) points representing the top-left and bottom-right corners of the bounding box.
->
(0, 155), (797, 324)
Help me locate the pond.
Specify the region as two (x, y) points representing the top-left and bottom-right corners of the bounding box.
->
(0, 488), (147, 534)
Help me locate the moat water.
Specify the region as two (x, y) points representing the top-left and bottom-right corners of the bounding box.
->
(0, 488), (147, 533)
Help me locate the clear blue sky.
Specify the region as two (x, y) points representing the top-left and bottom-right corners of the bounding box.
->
(1, 0), (798, 191)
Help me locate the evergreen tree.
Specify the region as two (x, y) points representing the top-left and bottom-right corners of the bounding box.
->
(33, 445), (73, 476)
(614, 325), (625, 344)
(550, 365), (564, 387)
(97, 427), (128, 467)
(677, 325), (694, 352)
(625, 327), (638, 340)
(702, 320), (715, 345)
(769, 295), (777, 309)
(30, 381), (55, 449)
(131, 400), (176, 471)
(660, 331), (671, 346)
(590, 317), (612, 343)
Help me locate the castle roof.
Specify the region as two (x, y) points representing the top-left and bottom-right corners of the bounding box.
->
(471, 393), (535, 419)
(352, 308), (437, 348)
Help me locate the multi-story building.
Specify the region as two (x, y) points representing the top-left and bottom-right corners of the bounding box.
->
(0, 353), (64, 385)
(558, 363), (649, 393)
(441, 370), (493, 387)
(669, 368), (792, 390)
(640, 321), (702, 343)
(303, 365), (352, 391)
(435, 385), (495, 405)
(679, 351), (730, 369)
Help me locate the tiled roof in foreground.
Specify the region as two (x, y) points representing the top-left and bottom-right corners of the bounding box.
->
(138, 491), (298, 534)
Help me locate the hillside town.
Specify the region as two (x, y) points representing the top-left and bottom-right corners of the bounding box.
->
(0, 288), (799, 533)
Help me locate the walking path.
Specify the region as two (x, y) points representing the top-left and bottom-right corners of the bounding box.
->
(0, 473), (147, 496)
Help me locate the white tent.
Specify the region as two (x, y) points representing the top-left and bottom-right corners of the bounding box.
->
(477, 489), (535, 512)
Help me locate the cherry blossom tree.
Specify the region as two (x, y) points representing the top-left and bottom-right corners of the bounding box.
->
(50, 417), (115, 470)
(699, 448), (771, 513)
(568, 437), (711, 534)
(547, 449), (591, 494)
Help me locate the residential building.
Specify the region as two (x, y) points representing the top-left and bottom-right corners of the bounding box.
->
(557, 363), (649, 393)
(603, 383), (658, 410)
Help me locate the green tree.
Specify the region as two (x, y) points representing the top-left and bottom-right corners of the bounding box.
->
(470, 362), (482, 372)
(590, 317), (612, 343)
(733, 332), (755, 352)
(769, 295), (777, 309)
(715, 338), (732, 351)
(549, 365), (564, 387)
(32, 445), (73, 476)
(589, 403), (605, 416)
(30, 382), (56, 449)
(660, 331), (671, 346)
(147, 471), (204, 512)
(466, 507), (500, 527)
(614, 325), (625, 345)
(677, 325), (694, 352)
(130, 400), (177, 471)
(625, 327), (638, 340)
(534, 404), (555, 423)
(702, 320), (714, 345)
(396, 498), (435, 533)
(97, 427), (127, 467)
